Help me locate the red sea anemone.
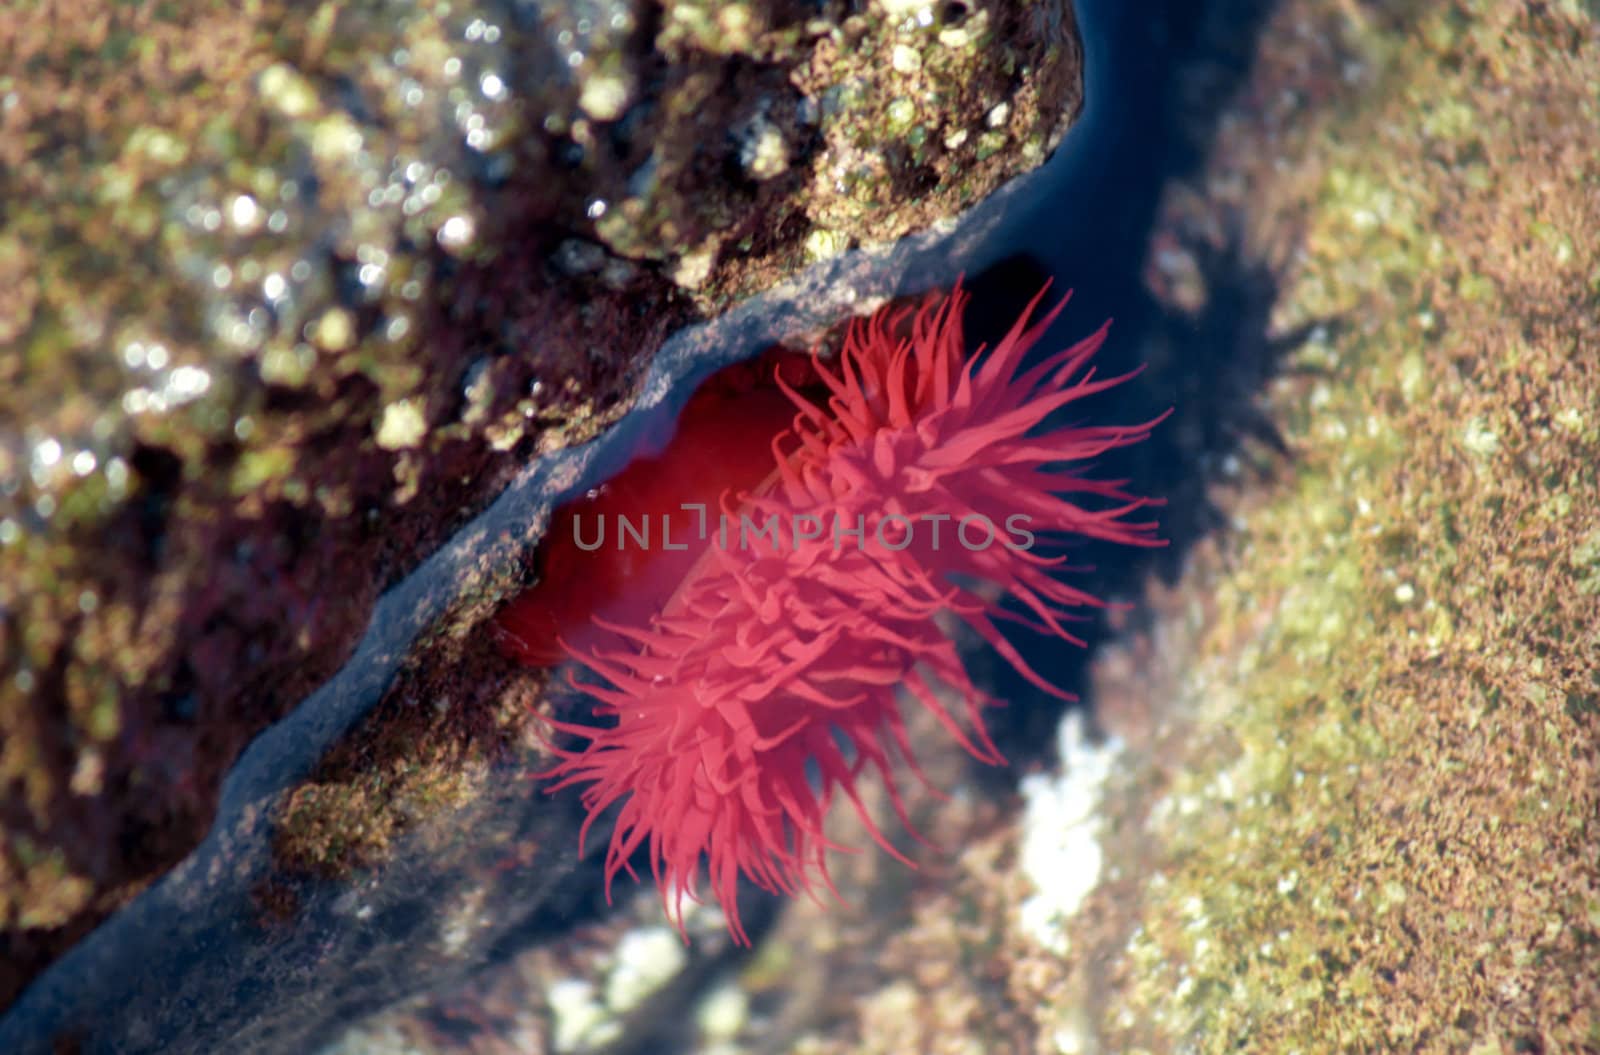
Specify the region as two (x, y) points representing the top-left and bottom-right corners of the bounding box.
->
(497, 281), (1167, 944)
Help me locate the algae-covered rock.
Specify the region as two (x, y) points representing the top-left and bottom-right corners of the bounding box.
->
(0, 0), (1085, 1028)
(1084, 4), (1600, 1049)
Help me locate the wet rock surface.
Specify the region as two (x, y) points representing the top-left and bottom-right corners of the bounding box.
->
(0, 0), (1085, 1045)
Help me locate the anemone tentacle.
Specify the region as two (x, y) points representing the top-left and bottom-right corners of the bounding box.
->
(532, 281), (1167, 944)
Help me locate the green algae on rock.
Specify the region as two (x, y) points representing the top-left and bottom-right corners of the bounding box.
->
(1053, 3), (1600, 1052)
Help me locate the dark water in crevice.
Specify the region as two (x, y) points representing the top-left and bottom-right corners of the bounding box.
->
(965, 0), (1312, 780)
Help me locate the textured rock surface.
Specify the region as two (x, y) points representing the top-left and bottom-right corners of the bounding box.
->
(0, 0), (1086, 1042)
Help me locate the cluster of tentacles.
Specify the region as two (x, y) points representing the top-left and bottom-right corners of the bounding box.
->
(532, 281), (1167, 943)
